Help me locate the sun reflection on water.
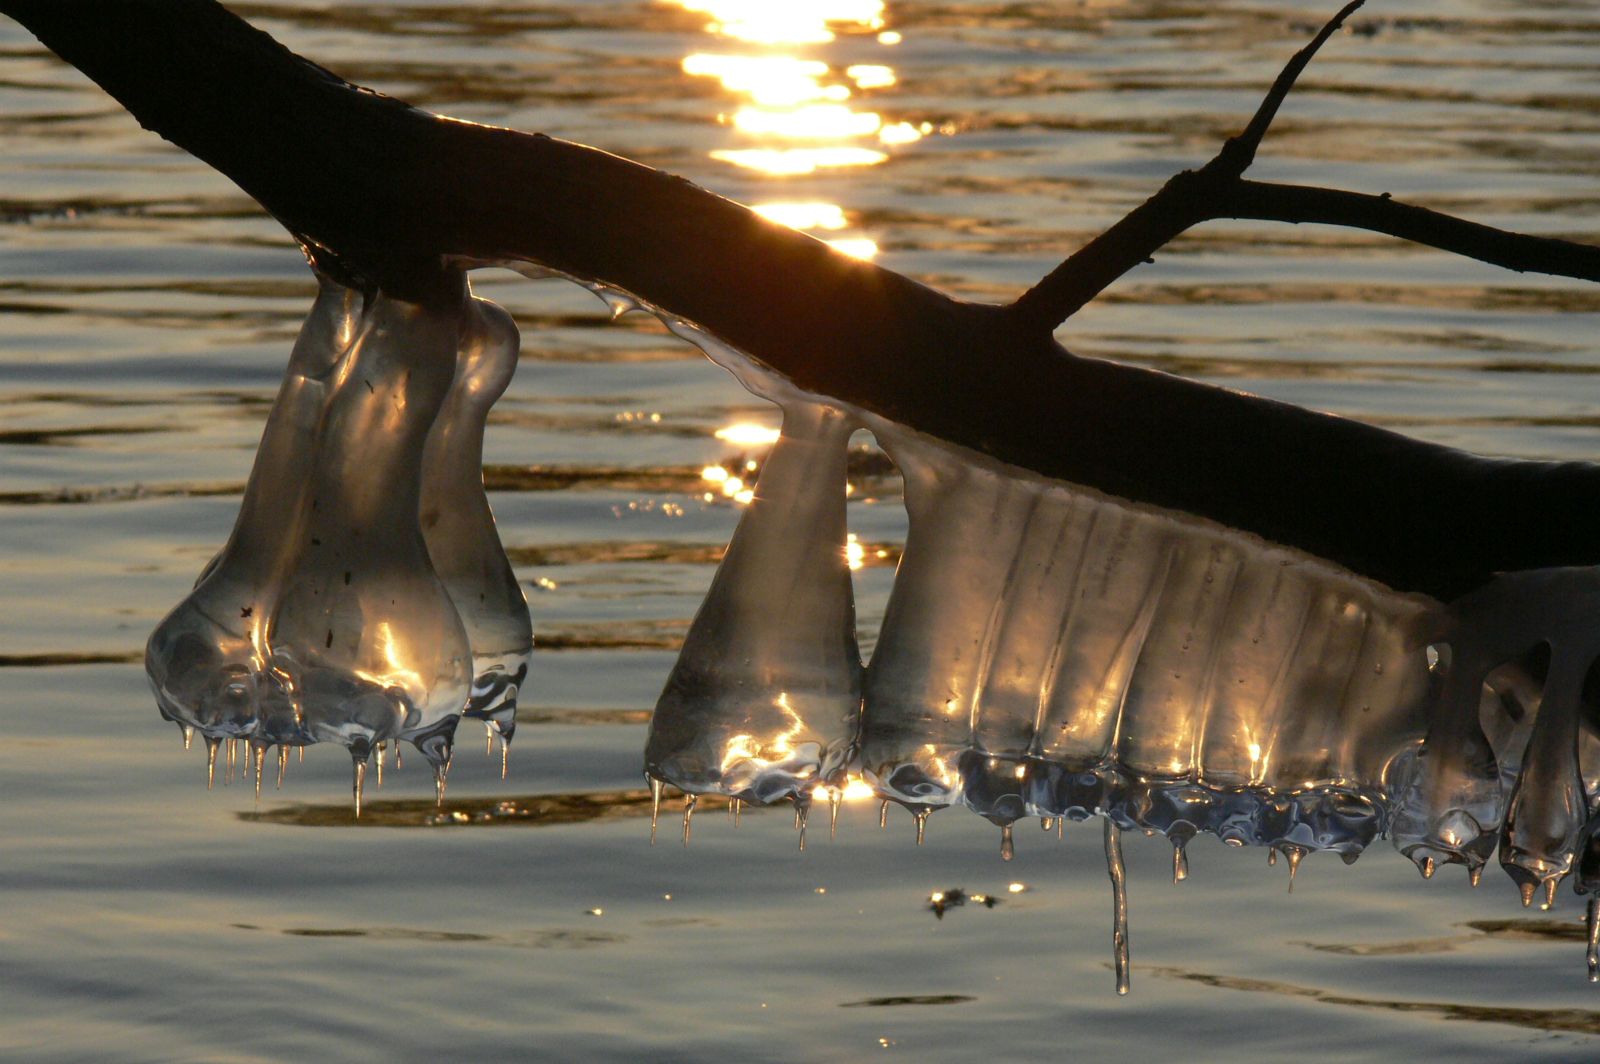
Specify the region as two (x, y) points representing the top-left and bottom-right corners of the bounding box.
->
(670, 0), (932, 260)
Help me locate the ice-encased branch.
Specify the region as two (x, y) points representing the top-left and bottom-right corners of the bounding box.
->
(7, 0), (1600, 601)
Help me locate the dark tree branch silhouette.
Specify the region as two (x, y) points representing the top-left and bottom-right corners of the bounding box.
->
(4, 0), (1600, 601)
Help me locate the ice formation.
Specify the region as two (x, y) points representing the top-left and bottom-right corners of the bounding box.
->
(146, 272), (533, 810)
(637, 289), (1600, 988)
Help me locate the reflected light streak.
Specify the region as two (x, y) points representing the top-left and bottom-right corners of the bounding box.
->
(715, 423), (782, 446)
(682, 54), (845, 106)
(752, 202), (848, 230)
(671, 0), (885, 45)
(846, 64), (895, 89)
(733, 103), (881, 139)
(825, 237), (878, 260)
(710, 147), (887, 175)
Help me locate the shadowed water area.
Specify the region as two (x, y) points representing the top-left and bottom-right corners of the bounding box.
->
(6, 0), (1600, 1060)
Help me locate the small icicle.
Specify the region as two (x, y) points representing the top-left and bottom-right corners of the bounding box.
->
(1104, 818), (1130, 996)
(499, 734), (509, 780)
(352, 757), (367, 819)
(1421, 856), (1436, 880)
(1587, 896), (1599, 983)
(829, 789), (841, 841)
(1519, 880), (1537, 908)
(225, 738), (236, 786)
(375, 742), (386, 788)
(879, 799), (889, 830)
(1041, 817), (1055, 832)
(1468, 865), (1483, 888)
(253, 744), (265, 800)
(1000, 823), (1015, 862)
(386, 744), (394, 768)
(914, 809), (929, 846)
(1543, 879), (1559, 912)
(682, 794), (697, 846)
(298, 745), (305, 765)
(181, 724), (194, 751)
(485, 724), (494, 757)
(733, 796), (743, 827)
(432, 760), (448, 806)
(205, 736), (220, 790)
(650, 777), (663, 845)
(795, 799), (809, 852)
(1057, 818), (1064, 842)
(1285, 846), (1304, 894)
(1172, 840), (1189, 884)
(276, 745), (288, 790)
(1267, 847), (1278, 868)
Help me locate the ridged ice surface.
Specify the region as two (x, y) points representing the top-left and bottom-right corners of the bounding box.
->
(145, 274), (533, 809)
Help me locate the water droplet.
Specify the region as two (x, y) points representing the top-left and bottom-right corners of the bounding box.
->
(1104, 819), (1130, 996)
(650, 777), (663, 845)
(1285, 846), (1304, 893)
(1267, 847), (1277, 867)
(205, 736), (220, 790)
(1000, 823), (1015, 862)
(682, 794), (697, 846)
(1172, 839), (1189, 884)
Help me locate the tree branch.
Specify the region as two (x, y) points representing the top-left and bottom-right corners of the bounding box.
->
(6, 0), (1600, 604)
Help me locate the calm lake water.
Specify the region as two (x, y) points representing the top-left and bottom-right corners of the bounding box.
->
(5, 1), (1600, 1060)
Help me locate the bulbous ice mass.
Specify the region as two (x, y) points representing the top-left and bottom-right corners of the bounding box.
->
(645, 318), (863, 807)
(421, 297), (534, 772)
(148, 271), (534, 806)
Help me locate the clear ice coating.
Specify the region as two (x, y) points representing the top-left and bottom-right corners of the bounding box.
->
(148, 271), (533, 808)
(643, 290), (1600, 986)
(420, 297), (534, 774)
(644, 314), (863, 807)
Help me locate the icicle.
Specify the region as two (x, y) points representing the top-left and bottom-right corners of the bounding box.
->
(734, 797), (743, 826)
(276, 744), (288, 789)
(682, 794), (697, 846)
(1172, 839), (1189, 884)
(205, 736), (220, 790)
(829, 788), (841, 840)
(375, 741), (386, 788)
(1267, 847), (1277, 867)
(181, 724), (193, 751)
(351, 754), (367, 819)
(1285, 845), (1304, 893)
(1041, 817), (1055, 832)
(1587, 897), (1599, 983)
(879, 800), (889, 830)
(225, 738), (236, 786)
(1000, 823), (1015, 862)
(650, 777), (663, 845)
(1104, 818), (1130, 996)
(253, 743), (265, 799)
(1468, 865), (1482, 888)
(914, 809), (929, 846)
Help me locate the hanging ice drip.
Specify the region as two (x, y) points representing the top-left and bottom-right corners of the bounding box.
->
(266, 278), (475, 804)
(644, 316), (863, 831)
(420, 297), (533, 777)
(145, 275), (364, 775)
(1392, 567), (1600, 903)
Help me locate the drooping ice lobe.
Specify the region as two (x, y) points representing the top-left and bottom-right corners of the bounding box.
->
(644, 319), (864, 808)
(266, 281), (475, 781)
(420, 297), (533, 772)
(145, 274), (363, 747)
(855, 418), (1438, 861)
(1391, 567), (1600, 900)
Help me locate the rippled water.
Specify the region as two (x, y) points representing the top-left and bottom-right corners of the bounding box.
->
(5, 1), (1600, 1060)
